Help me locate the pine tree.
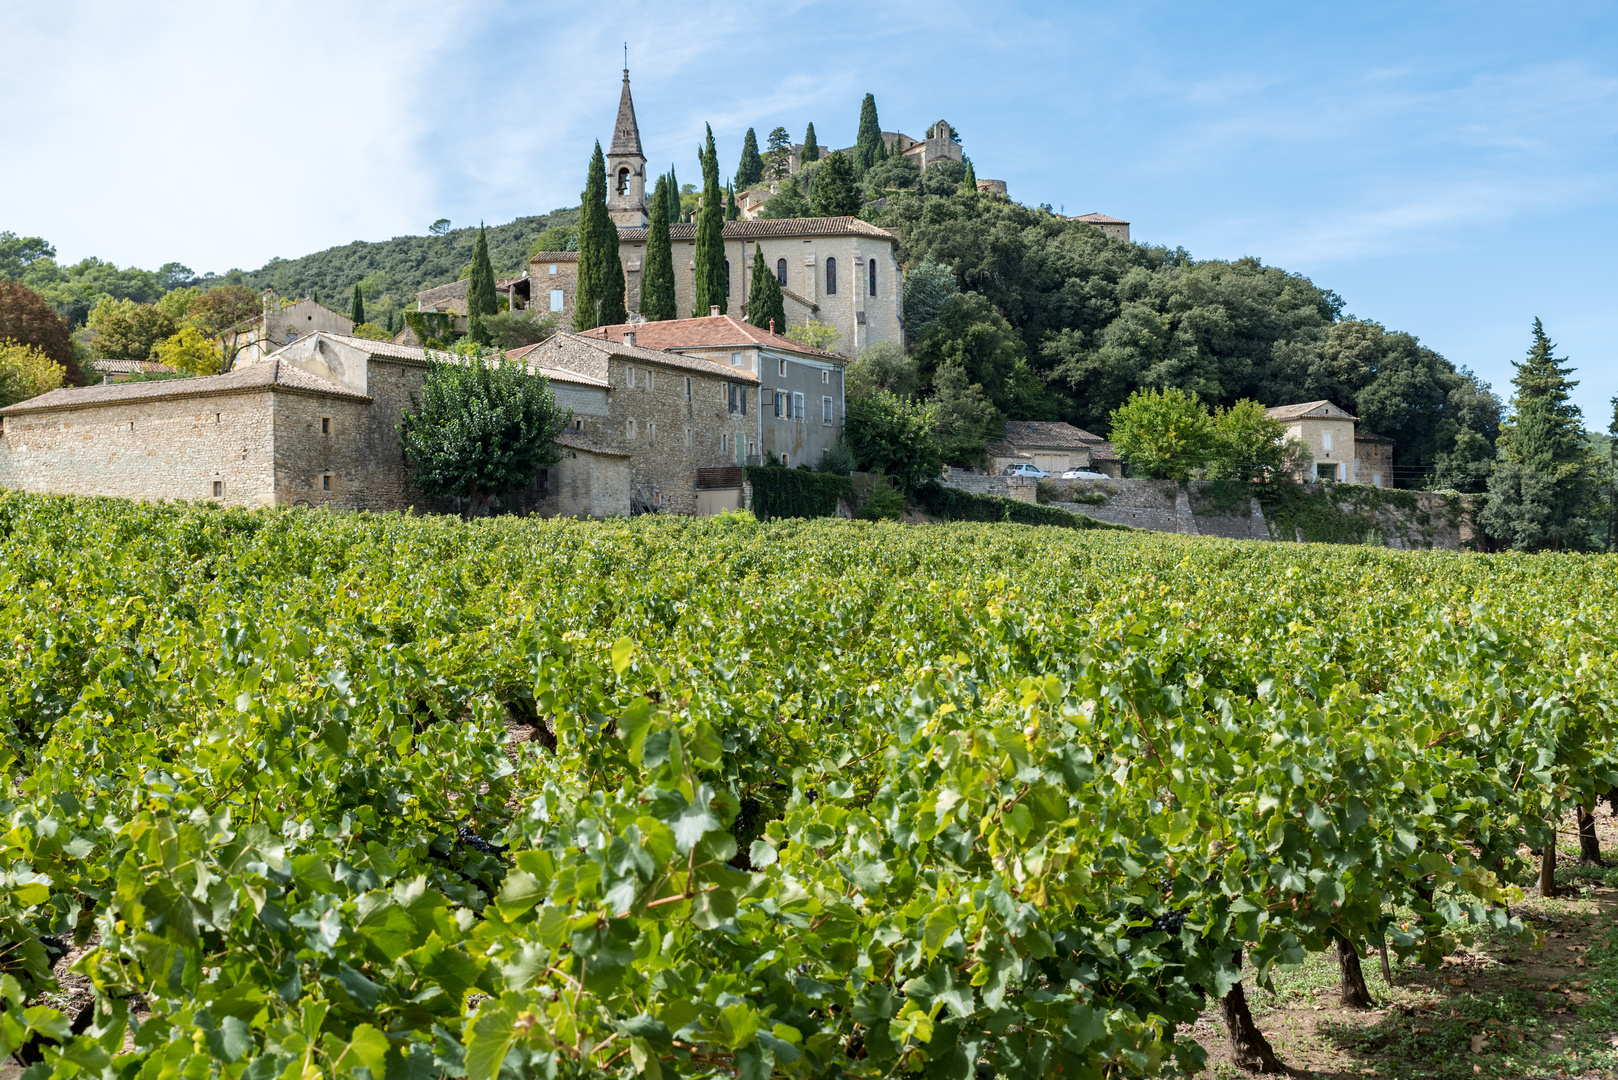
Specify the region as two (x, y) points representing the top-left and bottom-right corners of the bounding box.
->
(350, 283), (365, 327)
(466, 223), (498, 345)
(745, 243), (786, 335)
(736, 128), (765, 188)
(725, 182), (740, 221)
(811, 150), (861, 217)
(692, 126), (727, 316)
(1482, 319), (1599, 550)
(575, 143), (627, 330)
(641, 173), (677, 322)
(764, 126), (793, 180)
(961, 157), (978, 195)
(855, 94), (886, 175)
(802, 123), (819, 163)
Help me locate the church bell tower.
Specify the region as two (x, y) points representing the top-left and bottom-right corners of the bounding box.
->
(606, 69), (648, 228)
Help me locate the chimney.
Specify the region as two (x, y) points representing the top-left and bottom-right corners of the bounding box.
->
(624, 330), (636, 348)
(710, 305), (720, 317)
(769, 318), (776, 334)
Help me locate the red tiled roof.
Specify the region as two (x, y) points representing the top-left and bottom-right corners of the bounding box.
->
(1002, 420), (1104, 449)
(527, 252), (580, 262)
(1, 358), (369, 415)
(1072, 213), (1129, 225)
(617, 216), (897, 243)
(1265, 400), (1357, 422)
(582, 315), (845, 361)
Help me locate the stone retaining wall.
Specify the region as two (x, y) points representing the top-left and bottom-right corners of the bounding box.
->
(935, 473), (1039, 503)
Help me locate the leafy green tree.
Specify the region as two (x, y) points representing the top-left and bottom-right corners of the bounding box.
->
(784, 319), (841, 353)
(735, 128), (765, 188)
(802, 122), (819, 163)
(854, 93), (886, 175)
(760, 175), (810, 220)
(862, 154), (920, 198)
(350, 283), (365, 327)
(0, 231), (56, 281)
(528, 225), (578, 255)
(764, 127), (793, 180)
(846, 341), (920, 400)
(398, 349), (571, 516)
(0, 281), (82, 385)
(844, 389), (941, 491)
(692, 126), (726, 316)
(1481, 320), (1599, 550)
(87, 297), (178, 363)
(932, 361), (1000, 464)
(918, 159), (967, 196)
(744, 244), (786, 334)
(901, 257), (957, 338)
(1109, 386), (1216, 480)
(810, 151), (861, 217)
(574, 143), (626, 330)
(150, 326), (222, 376)
(0, 341), (65, 406)
(466, 225), (498, 345)
(1209, 399), (1287, 480)
(429, 219), (452, 235)
(350, 322), (393, 341)
(481, 309), (557, 350)
(912, 292), (1042, 415)
(641, 174), (677, 322)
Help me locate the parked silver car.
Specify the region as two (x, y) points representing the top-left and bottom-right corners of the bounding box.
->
(1059, 468), (1109, 480)
(1002, 463), (1049, 478)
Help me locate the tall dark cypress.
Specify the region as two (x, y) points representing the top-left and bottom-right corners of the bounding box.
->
(575, 142), (627, 330)
(961, 157), (978, 195)
(641, 173), (677, 322)
(667, 166), (682, 222)
(736, 128), (765, 188)
(466, 223), (497, 345)
(692, 126), (727, 316)
(802, 123), (819, 163)
(745, 243), (785, 335)
(854, 94), (885, 175)
(350, 283), (365, 327)
(725, 182), (740, 221)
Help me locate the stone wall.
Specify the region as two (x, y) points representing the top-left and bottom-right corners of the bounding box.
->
(936, 473), (1039, 503)
(528, 446), (630, 518)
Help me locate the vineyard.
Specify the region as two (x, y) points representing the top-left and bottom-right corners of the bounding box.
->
(2, 492), (1617, 1080)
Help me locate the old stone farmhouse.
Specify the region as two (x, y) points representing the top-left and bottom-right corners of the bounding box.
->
(1265, 400), (1394, 487)
(222, 289), (354, 367)
(988, 421), (1121, 477)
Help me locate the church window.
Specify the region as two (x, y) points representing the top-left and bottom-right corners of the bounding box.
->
(825, 257), (837, 295)
(550, 289), (563, 312)
(776, 258), (787, 286)
(869, 258), (877, 297)
(617, 168), (631, 196)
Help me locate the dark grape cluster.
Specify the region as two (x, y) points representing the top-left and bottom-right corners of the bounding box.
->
(1125, 905), (1189, 938)
(455, 824), (506, 855)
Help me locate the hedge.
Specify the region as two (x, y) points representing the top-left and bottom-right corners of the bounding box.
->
(914, 482), (1127, 530)
(746, 466), (854, 520)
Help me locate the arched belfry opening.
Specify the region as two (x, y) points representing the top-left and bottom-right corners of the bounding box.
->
(605, 67), (649, 228)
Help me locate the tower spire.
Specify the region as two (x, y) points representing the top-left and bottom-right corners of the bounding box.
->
(609, 64), (642, 157)
(605, 65), (648, 228)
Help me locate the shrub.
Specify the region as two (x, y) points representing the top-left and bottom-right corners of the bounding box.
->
(816, 442), (856, 476)
(0, 342), (66, 407)
(746, 466), (853, 520)
(858, 486), (906, 521)
(914, 481), (1124, 529)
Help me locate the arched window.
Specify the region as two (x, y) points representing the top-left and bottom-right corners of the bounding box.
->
(868, 258), (877, 297)
(617, 168), (630, 196)
(724, 260), (731, 297)
(776, 258), (787, 286)
(825, 257), (837, 295)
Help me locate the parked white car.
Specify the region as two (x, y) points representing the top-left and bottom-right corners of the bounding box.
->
(1060, 469), (1109, 480)
(1002, 463), (1049, 478)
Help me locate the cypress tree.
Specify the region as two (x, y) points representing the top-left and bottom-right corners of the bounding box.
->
(961, 156), (978, 195)
(666, 166), (681, 223)
(855, 93), (886, 175)
(810, 150), (861, 217)
(725, 182), (740, 221)
(466, 223), (498, 345)
(736, 128), (765, 188)
(802, 123), (819, 163)
(641, 173), (677, 322)
(575, 143), (627, 330)
(745, 243), (786, 335)
(350, 283), (365, 327)
(692, 126), (727, 316)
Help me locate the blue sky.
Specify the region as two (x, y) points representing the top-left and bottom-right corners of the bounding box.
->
(3, 0), (1615, 423)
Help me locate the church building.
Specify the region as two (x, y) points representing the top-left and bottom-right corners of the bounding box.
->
(532, 71), (906, 358)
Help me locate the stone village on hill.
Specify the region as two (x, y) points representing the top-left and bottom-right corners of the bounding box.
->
(0, 72), (1389, 524)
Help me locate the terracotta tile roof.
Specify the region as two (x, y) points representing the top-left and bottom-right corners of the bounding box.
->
(1, 359), (368, 415)
(780, 287), (818, 311)
(617, 216), (898, 243)
(290, 333), (449, 364)
(583, 315), (844, 361)
(985, 440), (1033, 461)
(1072, 213), (1129, 225)
(527, 252), (580, 262)
(1089, 441), (1119, 462)
(539, 331), (761, 384)
(415, 279), (467, 310)
(504, 343), (612, 388)
(556, 433), (631, 458)
(92, 359), (177, 375)
(1002, 420), (1104, 449)
(1264, 400), (1357, 422)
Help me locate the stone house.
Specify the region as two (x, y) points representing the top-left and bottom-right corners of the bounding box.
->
(519, 326), (763, 514)
(221, 289), (354, 367)
(526, 253), (580, 327)
(1071, 213), (1130, 242)
(580, 313), (848, 470)
(1265, 400), (1395, 485)
(987, 421), (1120, 477)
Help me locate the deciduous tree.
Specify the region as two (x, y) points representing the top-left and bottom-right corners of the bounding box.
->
(1210, 399), (1287, 480)
(1109, 386), (1216, 480)
(87, 297), (178, 363)
(844, 389), (941, 491)
(0, 341), (65, 407)
(0, 280), (83, 384)
(760, 175), (810, 220)
(150, 326), (222, 376)
(641, 174), (677, 321)
(398, 349), (570, 516)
